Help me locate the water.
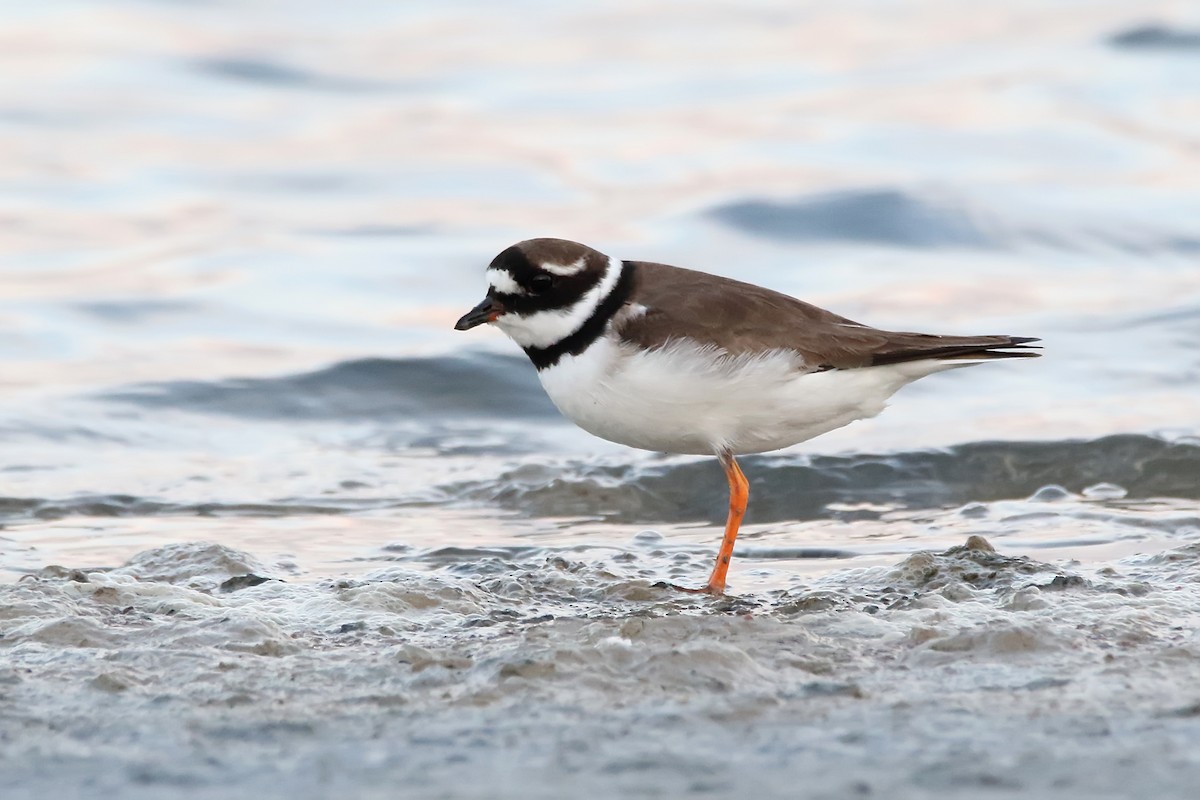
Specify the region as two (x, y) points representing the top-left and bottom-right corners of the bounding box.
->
(2, 1), (1200, 797)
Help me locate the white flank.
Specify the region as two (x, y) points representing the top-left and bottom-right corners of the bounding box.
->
(486, 268), (526, 296)
(494, 257), (624, 349)
(539, 256), (587, 276)
(537, 336), (967, 456)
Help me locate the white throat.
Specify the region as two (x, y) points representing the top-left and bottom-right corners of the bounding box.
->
(493, 257), (624, 349)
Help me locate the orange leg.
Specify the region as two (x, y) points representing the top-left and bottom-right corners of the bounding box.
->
(671, 451), (748, 595)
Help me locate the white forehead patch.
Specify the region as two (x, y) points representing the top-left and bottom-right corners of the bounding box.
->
(486, 268), (526, 296)
(538, 256), (587, 276)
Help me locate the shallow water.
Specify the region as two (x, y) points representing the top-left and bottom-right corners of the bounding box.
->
(2, 0), (1200, 797)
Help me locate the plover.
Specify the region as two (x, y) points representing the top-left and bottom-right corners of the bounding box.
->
(455, 238), (1039, 594)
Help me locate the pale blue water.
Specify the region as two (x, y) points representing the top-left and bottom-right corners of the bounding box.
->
(2, 1), (1200, 798)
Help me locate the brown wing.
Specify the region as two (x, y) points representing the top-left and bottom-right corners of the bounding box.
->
(616, 261), (1040, 369)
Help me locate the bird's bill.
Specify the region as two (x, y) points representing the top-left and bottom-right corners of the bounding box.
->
(454, 296), (505, 330)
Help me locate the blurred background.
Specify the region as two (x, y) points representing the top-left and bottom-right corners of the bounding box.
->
(4, 3), (1200, 798)
(1, 0), (1198, 577)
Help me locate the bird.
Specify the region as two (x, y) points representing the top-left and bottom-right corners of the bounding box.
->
(454, 238), (1040, 595)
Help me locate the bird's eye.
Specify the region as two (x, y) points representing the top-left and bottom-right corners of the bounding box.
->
(530, 275), (554, 294)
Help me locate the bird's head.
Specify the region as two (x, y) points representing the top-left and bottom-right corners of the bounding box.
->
(454, 238), (621, 350)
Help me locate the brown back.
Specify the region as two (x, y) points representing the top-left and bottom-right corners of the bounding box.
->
(615, 261), (1038, 369)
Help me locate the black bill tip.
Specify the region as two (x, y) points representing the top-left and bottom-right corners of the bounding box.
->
(454, 297), (504, 331)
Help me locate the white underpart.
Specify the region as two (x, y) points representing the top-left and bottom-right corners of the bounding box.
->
(485, 269), (526, 296)
(537, 334), (969, 456)
(539, 256), (587, 276)
(493, 257), (624, 349)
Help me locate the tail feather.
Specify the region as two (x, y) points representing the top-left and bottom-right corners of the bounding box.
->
(870, 336), (1041, 367)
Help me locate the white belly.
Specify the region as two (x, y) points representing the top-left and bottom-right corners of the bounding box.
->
(536, 336), (954, 456)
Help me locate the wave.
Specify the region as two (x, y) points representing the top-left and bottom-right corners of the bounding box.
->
(707, 187), (1200, 254)
(449, 434), (1200, 522)
(709, 188), (988, 248)
(101, 354), (557, 422)
(191, 57), (392, 93)
(6, 435), (1195, 525)
(0, 495), (388, 523)
(1108, 24), (1200, 51)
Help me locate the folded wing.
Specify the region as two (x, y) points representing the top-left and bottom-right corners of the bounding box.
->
(618, 261), (1041, 370)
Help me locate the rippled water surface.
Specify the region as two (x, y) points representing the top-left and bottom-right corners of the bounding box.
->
(2, 1), (1200, 798)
